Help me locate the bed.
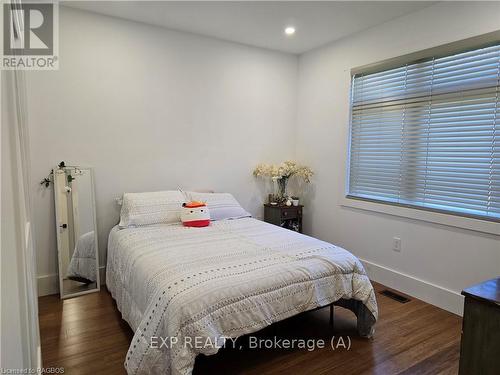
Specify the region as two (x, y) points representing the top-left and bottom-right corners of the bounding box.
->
(67, 231), (97, 283)
(106, 216), (378, 375)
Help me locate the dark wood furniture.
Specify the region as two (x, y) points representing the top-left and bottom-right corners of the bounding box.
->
(264, 203), (303, 233)
(459, 277), (500, 375)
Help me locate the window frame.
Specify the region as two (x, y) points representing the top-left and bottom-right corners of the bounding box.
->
(343, 31), (500, 235)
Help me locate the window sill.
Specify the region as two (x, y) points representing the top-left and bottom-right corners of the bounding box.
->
(339, 196), (500, 235)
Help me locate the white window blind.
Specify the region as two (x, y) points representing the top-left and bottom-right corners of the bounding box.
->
(348, 43), (500, 221)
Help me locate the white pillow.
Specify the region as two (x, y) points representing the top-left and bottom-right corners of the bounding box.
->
(119, 190), (185, 228)
(187, 192), (251, 221)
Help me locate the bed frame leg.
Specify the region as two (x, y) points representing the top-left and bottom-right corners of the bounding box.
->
(329, 304), (334, 329)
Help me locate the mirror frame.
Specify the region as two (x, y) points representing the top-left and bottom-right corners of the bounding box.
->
(53, 165), (100, 299)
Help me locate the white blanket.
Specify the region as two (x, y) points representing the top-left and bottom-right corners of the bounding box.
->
(106, 218), (378, 375)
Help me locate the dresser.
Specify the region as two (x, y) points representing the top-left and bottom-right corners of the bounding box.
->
(263, 204), (303, 233)
(459, 277), (500, 375)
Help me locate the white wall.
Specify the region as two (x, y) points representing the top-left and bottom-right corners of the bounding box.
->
(1, 72), (28, 370)
(296, 1), (500, 315)
(26, 7), (298, 294)
(1, 71), (39, 370)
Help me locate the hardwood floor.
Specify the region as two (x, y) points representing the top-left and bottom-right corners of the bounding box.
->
(39, 282), (462, 374)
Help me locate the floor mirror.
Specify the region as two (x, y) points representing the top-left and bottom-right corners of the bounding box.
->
(53, 165), (100, 299)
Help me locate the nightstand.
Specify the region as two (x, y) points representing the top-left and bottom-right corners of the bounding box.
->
(263, 204), (303, 233)
(459, 277), (500, 375)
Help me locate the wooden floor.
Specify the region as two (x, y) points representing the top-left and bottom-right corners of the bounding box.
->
(39, 282), (462, 374)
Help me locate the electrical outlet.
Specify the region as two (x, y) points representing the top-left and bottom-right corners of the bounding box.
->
(392, 237), (401, 252)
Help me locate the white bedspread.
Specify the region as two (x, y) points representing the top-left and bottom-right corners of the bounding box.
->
(106, 218), (378, 375)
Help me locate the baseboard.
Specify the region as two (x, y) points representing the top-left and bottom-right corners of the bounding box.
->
(37, 266), (106, 297)
(37, 344), (42, 371)
(37, 273), (59, 297)
(360, 258), (464, 316)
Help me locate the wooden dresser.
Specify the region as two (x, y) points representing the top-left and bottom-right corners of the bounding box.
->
(459, 277), (500, 375)
(263, 204), (303, 233)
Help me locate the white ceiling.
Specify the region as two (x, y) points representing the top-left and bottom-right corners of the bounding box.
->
(64, 1), (436, 54)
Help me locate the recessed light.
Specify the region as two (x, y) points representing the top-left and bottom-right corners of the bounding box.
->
(284, 26), (295, 36)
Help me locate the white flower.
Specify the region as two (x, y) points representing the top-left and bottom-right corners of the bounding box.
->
(253, 161), (313, 183)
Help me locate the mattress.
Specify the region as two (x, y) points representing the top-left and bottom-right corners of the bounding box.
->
(106, 218), (378, 375)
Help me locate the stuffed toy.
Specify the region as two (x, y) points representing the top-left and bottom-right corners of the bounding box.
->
(181, 201), (210, 227)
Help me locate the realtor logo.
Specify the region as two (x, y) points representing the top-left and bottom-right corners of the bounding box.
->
(2, 1), (59, 69)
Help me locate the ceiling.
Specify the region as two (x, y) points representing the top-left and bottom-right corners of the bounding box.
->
(64, 1), (436, 54)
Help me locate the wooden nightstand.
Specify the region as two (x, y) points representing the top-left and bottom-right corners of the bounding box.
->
(459, 277), (500, 375)
(263, 204), (303, 233)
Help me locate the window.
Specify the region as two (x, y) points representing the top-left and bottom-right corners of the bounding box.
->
(348, 43), (500, 222)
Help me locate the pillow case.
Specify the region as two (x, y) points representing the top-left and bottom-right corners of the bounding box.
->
(119, 190), (185, 228)
(187, 192), (251, 221)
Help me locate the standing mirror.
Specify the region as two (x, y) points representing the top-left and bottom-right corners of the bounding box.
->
(54, 165), (100, 299)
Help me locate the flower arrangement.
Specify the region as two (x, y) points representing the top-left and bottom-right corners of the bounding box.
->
(253, 160), (313, 203)
(253, 160), (313, 182)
